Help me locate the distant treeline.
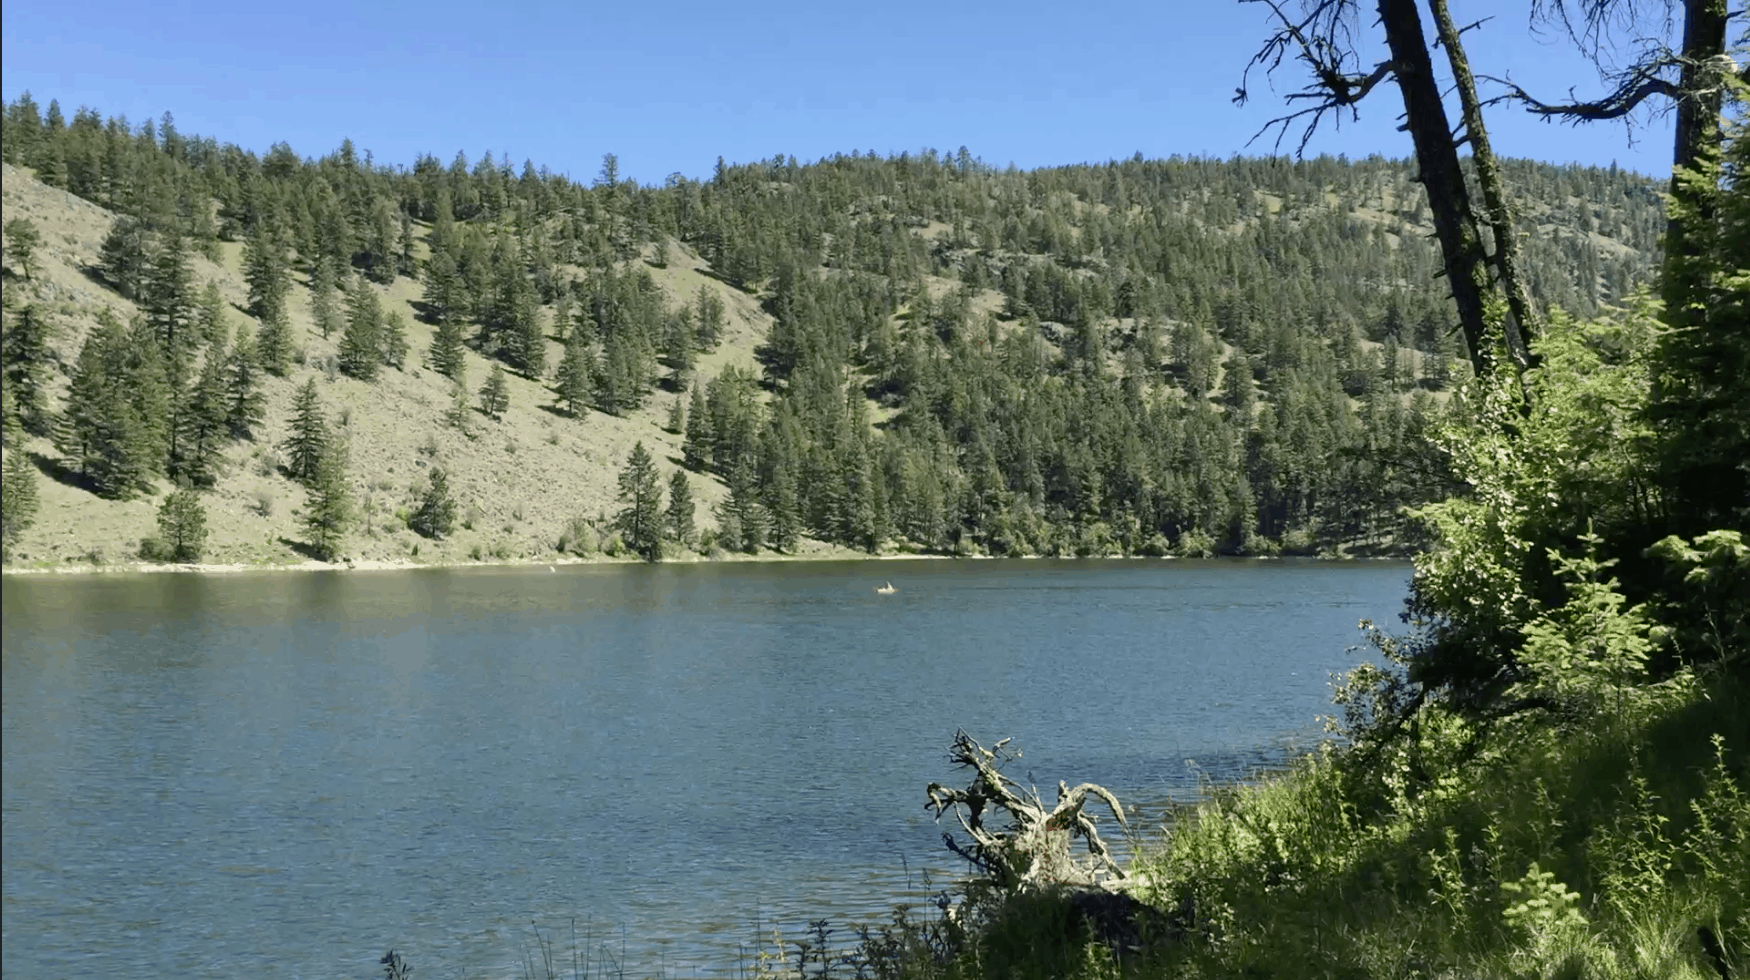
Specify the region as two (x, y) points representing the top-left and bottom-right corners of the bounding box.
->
(1, 92), (1666, 556)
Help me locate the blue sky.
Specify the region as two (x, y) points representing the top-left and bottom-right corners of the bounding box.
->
(2, 0), (1699, 184)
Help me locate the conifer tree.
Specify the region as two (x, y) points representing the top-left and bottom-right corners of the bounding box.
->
(281, 379), (328, 485)
(98, 216), (152, 299)
(718, 455), (766, 553)
(614, 440), (663, 561)
(155, 485), (207, 562)
(665, 468), (696, 549)
(224, 327), (267, 440)
(479, 363), (509, 419)
(56, 310), (159, 498)
(195, 281), (228, 348)
(310, 255), (341, 340)
(242, 220), (291, 326)
(429, 310), (467, 381)
(682, 381), (711, 470)
(3, 217), (42, 280)
(300, 438), (352, 561)
(172, 341), (230, 487)
(2, 302), (53, 435)
(1, 445), (39, 560)
(338, 275), (383, 381)
(255, 305), (293, 377)
(553, 332), (592, 417)
(665, 391), (685, 434)
(143, 230), (200, 360)
(409, 466), (457, 539)
(765, 444), (801, 553)
(380, 310), (409, 370)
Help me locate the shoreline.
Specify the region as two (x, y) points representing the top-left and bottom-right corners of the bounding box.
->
(0, 549), (1413, 577)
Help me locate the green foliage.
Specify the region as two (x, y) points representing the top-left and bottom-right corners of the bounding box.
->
(408, 467), (456, 539)
(223, 327), (267, 439)
(2, 301), (54, 435)
(665, 468), (695, 548)
(1, 445), (39, 560)
(477, 363), (509, 419)
(153, 484), (207, 562)
(614, 441), (663, 561)
(280, 379), (328, 485)
(338, 275), (383, 381)
(299, 438), (352, 561)
(56, 309), (164, 499)
(3, 216), (42, 280)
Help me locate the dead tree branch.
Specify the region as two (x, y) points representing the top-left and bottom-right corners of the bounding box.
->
(1235, 0), (1398, 155)
(925, 731), (1129, 894)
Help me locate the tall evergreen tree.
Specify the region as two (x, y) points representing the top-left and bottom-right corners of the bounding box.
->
(2, 302), (54, 435)
(665, 468), (696, 549)
(380, 310), (409, 370)
(300, 438), (352, 561)
(171, 340), (230, 488)
(553, 332), (592, 417)
(310, 255), (341, 340)
(338, 275), (383, 380)
(242, 220), (291, 326)
(682, 381), (711, 470)
(56, 311), (160, 499)
(0, 445), (38, 560)
(98, 215), (152, 299)
(614, 441), (664, 561)
(195, 280), (228, 348)
(281, 379), (328, 485)
(224, 327), (267, 439)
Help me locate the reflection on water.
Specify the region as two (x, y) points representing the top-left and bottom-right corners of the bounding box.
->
(3, 558), (1408, 978)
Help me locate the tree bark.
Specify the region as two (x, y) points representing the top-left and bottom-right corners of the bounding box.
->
(1427, 0), (1540, 371)
(1662, 0), (1731, 330)
(1376, 0), (1500, 379)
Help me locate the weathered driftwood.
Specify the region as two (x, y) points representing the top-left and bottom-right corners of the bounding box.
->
(924, 730), (1129, 893)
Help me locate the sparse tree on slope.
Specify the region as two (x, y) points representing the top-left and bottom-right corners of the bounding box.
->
(1, 445), (39, 560)
(300, 438), (352, 561)
(281, 379), (328, 485)
(154, 484), (207, 562)
(409, 466), (457, 539)
(615, 441), (663, 561)
(478, 363), (509, 419)
(665, 469), (695, 549)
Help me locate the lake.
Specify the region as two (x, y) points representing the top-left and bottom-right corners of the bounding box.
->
(2, 558), (1410, 978)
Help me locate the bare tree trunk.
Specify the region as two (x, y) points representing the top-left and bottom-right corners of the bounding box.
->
(1662, 0), (1731, 330)
(1427, 0), (1540, 371)
(1376, 0), (1501, 378)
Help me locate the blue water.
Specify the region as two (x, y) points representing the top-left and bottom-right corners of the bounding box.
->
(2, 558), (1410, 978)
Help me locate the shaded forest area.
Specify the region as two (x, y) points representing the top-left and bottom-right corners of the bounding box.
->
(1, 91), (1665, 560)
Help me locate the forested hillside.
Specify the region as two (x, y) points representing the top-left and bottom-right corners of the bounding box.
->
(0, 92), (1666, 566)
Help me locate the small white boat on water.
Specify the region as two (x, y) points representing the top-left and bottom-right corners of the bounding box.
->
(876, 582), (897, 595)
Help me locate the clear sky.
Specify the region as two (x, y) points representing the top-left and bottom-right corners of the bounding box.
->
(1, 0), (1704, 185)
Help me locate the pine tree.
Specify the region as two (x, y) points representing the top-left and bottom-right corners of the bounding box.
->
(300, 438), (352, 561)
(242, 220), (290, 326)
(172, 341), (230, 488)
(224, 327), (267, 440)
(255, 305), (293, 376)
(718, 455), (766, 553)
(381, 310), (409, 370)
(3, 217), (42, 280)
(338, 275), (384, 380)
(2, 302), (54, 435)
(665, 391), (685, 434)
(142, 230), (198, 357)
(281, 379), (328, 485)
(682, 381), (711, 470)
(479, 363), (509, 419)
(56, 311), (158, 499)
(554, 331), (592, 417)
(155, 485), (208, 562)
(310, 255), (341, 340)
(665, 469), (696, 549)
(1, 445), (39, 560)
(766, 446), (801, 553)
(429, 313), (467, 382)
(195, 281), (229, 348)
(614, 441), (663, 561)
(409, 466), (457, 539)
(98, 215), (152, 298)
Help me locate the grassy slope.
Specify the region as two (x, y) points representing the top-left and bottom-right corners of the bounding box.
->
(2, 161), (865, 570)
